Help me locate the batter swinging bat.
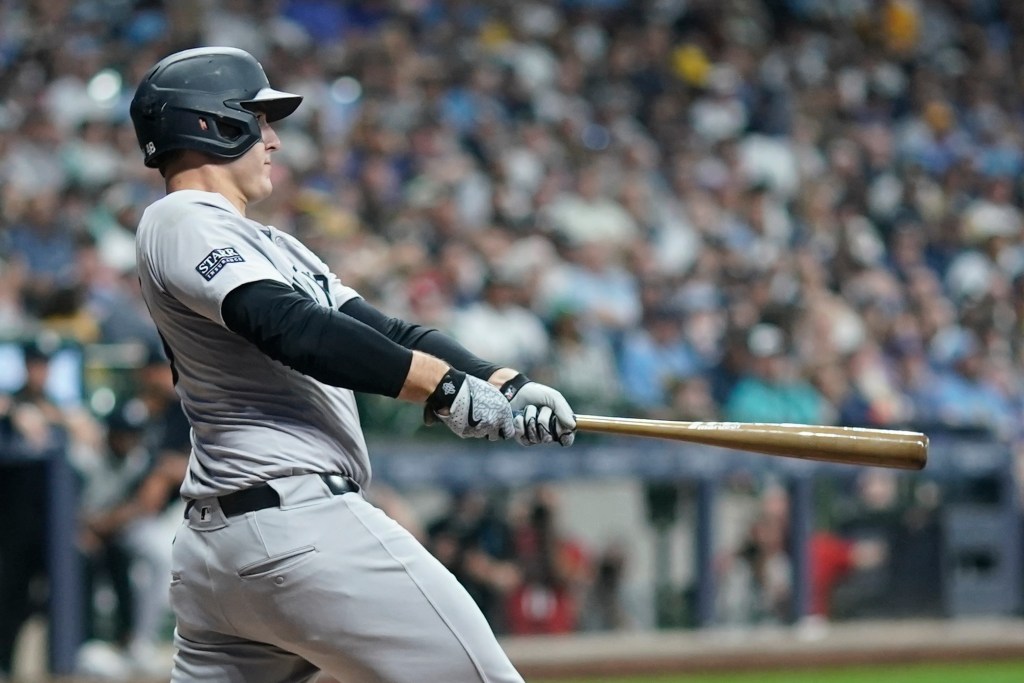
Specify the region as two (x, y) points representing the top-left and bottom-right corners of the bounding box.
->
(573, 415), (927, 470)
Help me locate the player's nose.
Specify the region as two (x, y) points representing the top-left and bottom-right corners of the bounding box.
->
(262, 123), (281, 151)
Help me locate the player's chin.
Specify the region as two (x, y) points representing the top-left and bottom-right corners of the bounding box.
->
(249, 180), (274, 203)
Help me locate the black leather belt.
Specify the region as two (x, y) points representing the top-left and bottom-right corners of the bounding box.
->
(186, 474), (360, 519)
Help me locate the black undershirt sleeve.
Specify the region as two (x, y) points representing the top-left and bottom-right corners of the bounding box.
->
(221, 280), (412, 397)
(338, 297), (502, 381)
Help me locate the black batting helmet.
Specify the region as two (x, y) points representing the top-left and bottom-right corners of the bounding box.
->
(129, 47), (302, 169)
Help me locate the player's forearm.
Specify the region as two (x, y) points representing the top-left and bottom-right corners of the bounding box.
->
(402, 360), (516, 401)
(223, 281), (524, 406)
(487, 367), (519, 386)
(339, 298), (502, 380)
(398, 351), (453, 403)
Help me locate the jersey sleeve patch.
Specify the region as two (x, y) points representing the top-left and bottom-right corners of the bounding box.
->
(196, 247), (246, 281)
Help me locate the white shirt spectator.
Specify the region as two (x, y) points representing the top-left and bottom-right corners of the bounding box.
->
(448, 279), (550, 372)
(544, 166), (638, 247)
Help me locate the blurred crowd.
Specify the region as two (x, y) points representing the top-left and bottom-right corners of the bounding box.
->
(3, 0), (1024, 436)
(3, 0), (1024, 675)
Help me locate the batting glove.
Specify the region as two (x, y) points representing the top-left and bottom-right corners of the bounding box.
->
(425, 369), (516, 441)
(500, 374), (577, 447)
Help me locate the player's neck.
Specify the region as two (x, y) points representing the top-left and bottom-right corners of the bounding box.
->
(166, 166), (248, 215)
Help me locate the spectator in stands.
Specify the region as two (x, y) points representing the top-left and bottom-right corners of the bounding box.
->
(724, 323), (829, 425)
(6, 191), (78, 313)
(73, 232), (158, 345)
(845, 339), (917, 427)
(537, 236), (641, 352)
(829, 470), (905, 619)
(917, 327), (1016, 436)
(505, 486), (591, 635)
(533, 307), (623, 415)
(618, 304), (701, 412)
(448, 270), (550, 374)
(579, 541), (631, 632)
(543, 164), (639, 249)
(0, 108), (67, 198)
(810, 361), (874, 427)
(808, 531), (887, 620)
(716, 483), (792, 626)
(707, 328), (751, 408)
(426, 490), (520, 632)
(667, 374), (720, 422)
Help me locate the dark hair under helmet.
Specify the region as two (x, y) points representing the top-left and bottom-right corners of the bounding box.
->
(129, 47), (302, 168)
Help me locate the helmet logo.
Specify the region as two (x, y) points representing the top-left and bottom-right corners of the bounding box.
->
(145, 141), (156, 155)
(199, 118), (208, 131)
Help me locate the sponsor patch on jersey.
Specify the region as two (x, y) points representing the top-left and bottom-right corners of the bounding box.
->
(196, 247), (245, 281)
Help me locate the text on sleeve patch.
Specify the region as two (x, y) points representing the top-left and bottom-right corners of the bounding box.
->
(196, 247), (245, 281)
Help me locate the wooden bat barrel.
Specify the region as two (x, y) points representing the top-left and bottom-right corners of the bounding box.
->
(572, 416), (928, 470)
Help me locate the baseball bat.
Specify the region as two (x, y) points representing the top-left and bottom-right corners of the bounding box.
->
(573, 415), (927, 470)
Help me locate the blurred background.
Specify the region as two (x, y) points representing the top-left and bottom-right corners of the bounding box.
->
(3, 0), (1024, 680)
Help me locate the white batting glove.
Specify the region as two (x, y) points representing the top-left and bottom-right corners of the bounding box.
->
(426, 370), (516, 441)
(500, 374), (576, 447)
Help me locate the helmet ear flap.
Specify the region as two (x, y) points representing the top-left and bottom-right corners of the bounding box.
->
(211, 108), (263, 149)
(214, 118), (244, 141)
(140, 107), (261, 169)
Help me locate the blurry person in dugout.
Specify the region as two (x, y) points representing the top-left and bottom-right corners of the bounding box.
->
(0, 336), (98, 677)
(79, 344), (190, 671)
(505, 487), (592, 634)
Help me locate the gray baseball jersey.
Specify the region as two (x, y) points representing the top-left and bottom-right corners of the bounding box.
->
(135, 189), (369, 499)
(142, 190), (525, 683)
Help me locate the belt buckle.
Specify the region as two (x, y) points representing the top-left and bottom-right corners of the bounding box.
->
(321, 473), (354, 495)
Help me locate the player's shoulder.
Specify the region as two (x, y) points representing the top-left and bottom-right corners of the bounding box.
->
(142, 190), (237, 225)
(138, 190), (247, 242)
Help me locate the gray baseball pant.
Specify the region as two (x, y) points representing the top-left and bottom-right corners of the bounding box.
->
(169, 473), (524, 683)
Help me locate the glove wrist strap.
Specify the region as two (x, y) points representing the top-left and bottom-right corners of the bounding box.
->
(426, 368), (466, 415)
(499, 373), (531, 401)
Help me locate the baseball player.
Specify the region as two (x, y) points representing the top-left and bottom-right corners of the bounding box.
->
(130, 47), (576, 683)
